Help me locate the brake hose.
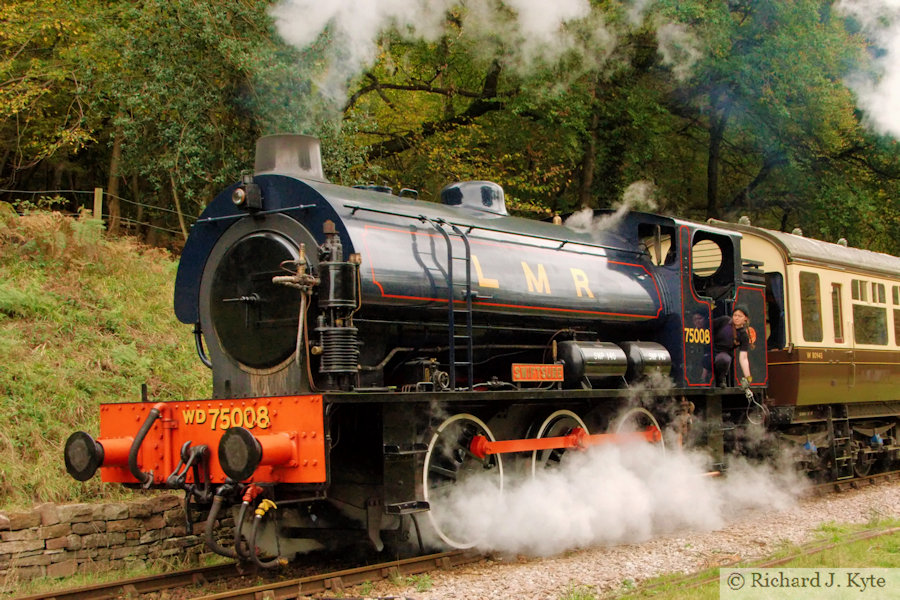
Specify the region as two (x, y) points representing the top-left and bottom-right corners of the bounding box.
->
(204, 492), (237, 558)
(128, 402), (165, 487)
(249, 499), (287, 568)
(233, 484), (264, 560)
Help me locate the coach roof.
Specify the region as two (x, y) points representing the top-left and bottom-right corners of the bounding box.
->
(708, 219), (900, 279)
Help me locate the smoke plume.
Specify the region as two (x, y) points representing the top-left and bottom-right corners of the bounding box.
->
(837, 0), (900, 138)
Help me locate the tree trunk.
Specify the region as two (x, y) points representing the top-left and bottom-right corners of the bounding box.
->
(107, 124), (124, 234)
(169, 173), (189, 241)
(130, 174), (143, 239)
(0, 147), (11, 188)
(780, 207), (791, 232)
(706, 108), (729, 220)
(579, 111), (600, 208)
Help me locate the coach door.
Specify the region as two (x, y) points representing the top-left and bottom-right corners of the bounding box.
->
(833, 281), (855, 389)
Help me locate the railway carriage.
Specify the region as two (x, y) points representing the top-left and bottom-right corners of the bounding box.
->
(711, 220), (900, 477)
(63, 135), (900, 562)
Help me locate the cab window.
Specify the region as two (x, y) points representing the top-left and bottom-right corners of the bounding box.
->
(638, 224), (677, 266)
(691, 232), (734, 303)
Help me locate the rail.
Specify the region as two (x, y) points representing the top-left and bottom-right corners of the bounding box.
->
(12, 562), (239, 600)
(192, 551), (473, 600)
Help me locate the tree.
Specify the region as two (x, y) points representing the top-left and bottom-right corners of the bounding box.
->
(651, 0), (894, 237)
(0, 1), (102, 190)
(2, 1), (337, 240)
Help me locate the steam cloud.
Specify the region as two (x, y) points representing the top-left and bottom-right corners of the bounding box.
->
(837, 0), (900, 138)
(426, 425), (806, 557)
(269, 0), (709, 112)
(656, 22), (701, 82)
(270, 0), (596, 103)
(564, 180), (659, 237)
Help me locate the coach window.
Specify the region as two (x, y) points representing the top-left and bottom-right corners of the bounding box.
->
(854, 304), (888, 345)
(765, 273), (786, 349)
(895, 286), (900, 345)
(895, 306), (900, 346)
(799, 271), (823, 342)
(852, 279), (868, 302)
(831, 283), (844, 344)
(692, 239), (722, 276)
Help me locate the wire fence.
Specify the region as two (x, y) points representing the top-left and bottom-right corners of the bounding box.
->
(0, 187), (197, 237)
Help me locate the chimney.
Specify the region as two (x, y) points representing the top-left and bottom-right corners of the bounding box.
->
(255, 134), (328, 182)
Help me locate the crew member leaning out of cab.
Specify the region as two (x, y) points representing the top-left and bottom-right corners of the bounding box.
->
(713, 305), (752, 388)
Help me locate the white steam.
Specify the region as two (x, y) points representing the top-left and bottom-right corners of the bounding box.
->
(656, 22), (702, 82)
(427, 437), (806, 557)
(626, 0), (655, 26)
(270, 0), (596, 103)
(504, 0), (592, 45)
(837, 0), (900, 137)
(564, 180), (659, 238)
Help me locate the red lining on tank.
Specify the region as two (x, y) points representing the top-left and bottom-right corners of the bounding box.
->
(360, 224), (662, 319)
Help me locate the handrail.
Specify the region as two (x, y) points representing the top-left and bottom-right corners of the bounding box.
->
(195, 204), (316, 225)
(343, 203), (640, 257)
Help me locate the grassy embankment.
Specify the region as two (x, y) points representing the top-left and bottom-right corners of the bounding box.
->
(0, 207), (209, 509)
(586, 518), (900, 600)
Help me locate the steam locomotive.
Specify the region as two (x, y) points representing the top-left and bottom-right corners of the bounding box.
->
(64, 135), (900, 562)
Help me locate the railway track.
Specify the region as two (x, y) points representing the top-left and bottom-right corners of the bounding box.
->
(192, 551), (476, 600)
(11, 551), (476, 600)
(14, 470), (899, 600)
(812, 468), (900, 494)
(13, 562), (242, 600)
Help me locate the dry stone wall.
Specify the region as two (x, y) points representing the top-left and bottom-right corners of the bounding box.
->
(0, 495), (231, 584)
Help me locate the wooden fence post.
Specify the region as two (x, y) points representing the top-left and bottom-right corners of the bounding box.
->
(93, 187), (103, 221)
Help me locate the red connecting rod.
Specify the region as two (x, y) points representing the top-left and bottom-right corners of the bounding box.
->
(468, 426), (662, 460)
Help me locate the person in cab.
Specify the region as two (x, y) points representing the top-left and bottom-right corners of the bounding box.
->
(713, 305), (753, 388)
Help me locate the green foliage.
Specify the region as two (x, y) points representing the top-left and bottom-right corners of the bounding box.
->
(2, 2), (899, 251)
(99, 0), (328, 216)
(0, 213), (208, 508)
(0, 285), (53, 319)
(8, 195), (69, 214)
(0, 1), (100, 173)
(406, 573), (433, 592)
(1, 1), (340, 237)
(358, 580), (374, 596)
(559, 583), (599, 600)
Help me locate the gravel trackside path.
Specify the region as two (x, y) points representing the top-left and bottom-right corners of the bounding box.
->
(367, 481), (900, 600)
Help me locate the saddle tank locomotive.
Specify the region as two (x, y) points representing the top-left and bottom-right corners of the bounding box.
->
(64, 135), (900, 562)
